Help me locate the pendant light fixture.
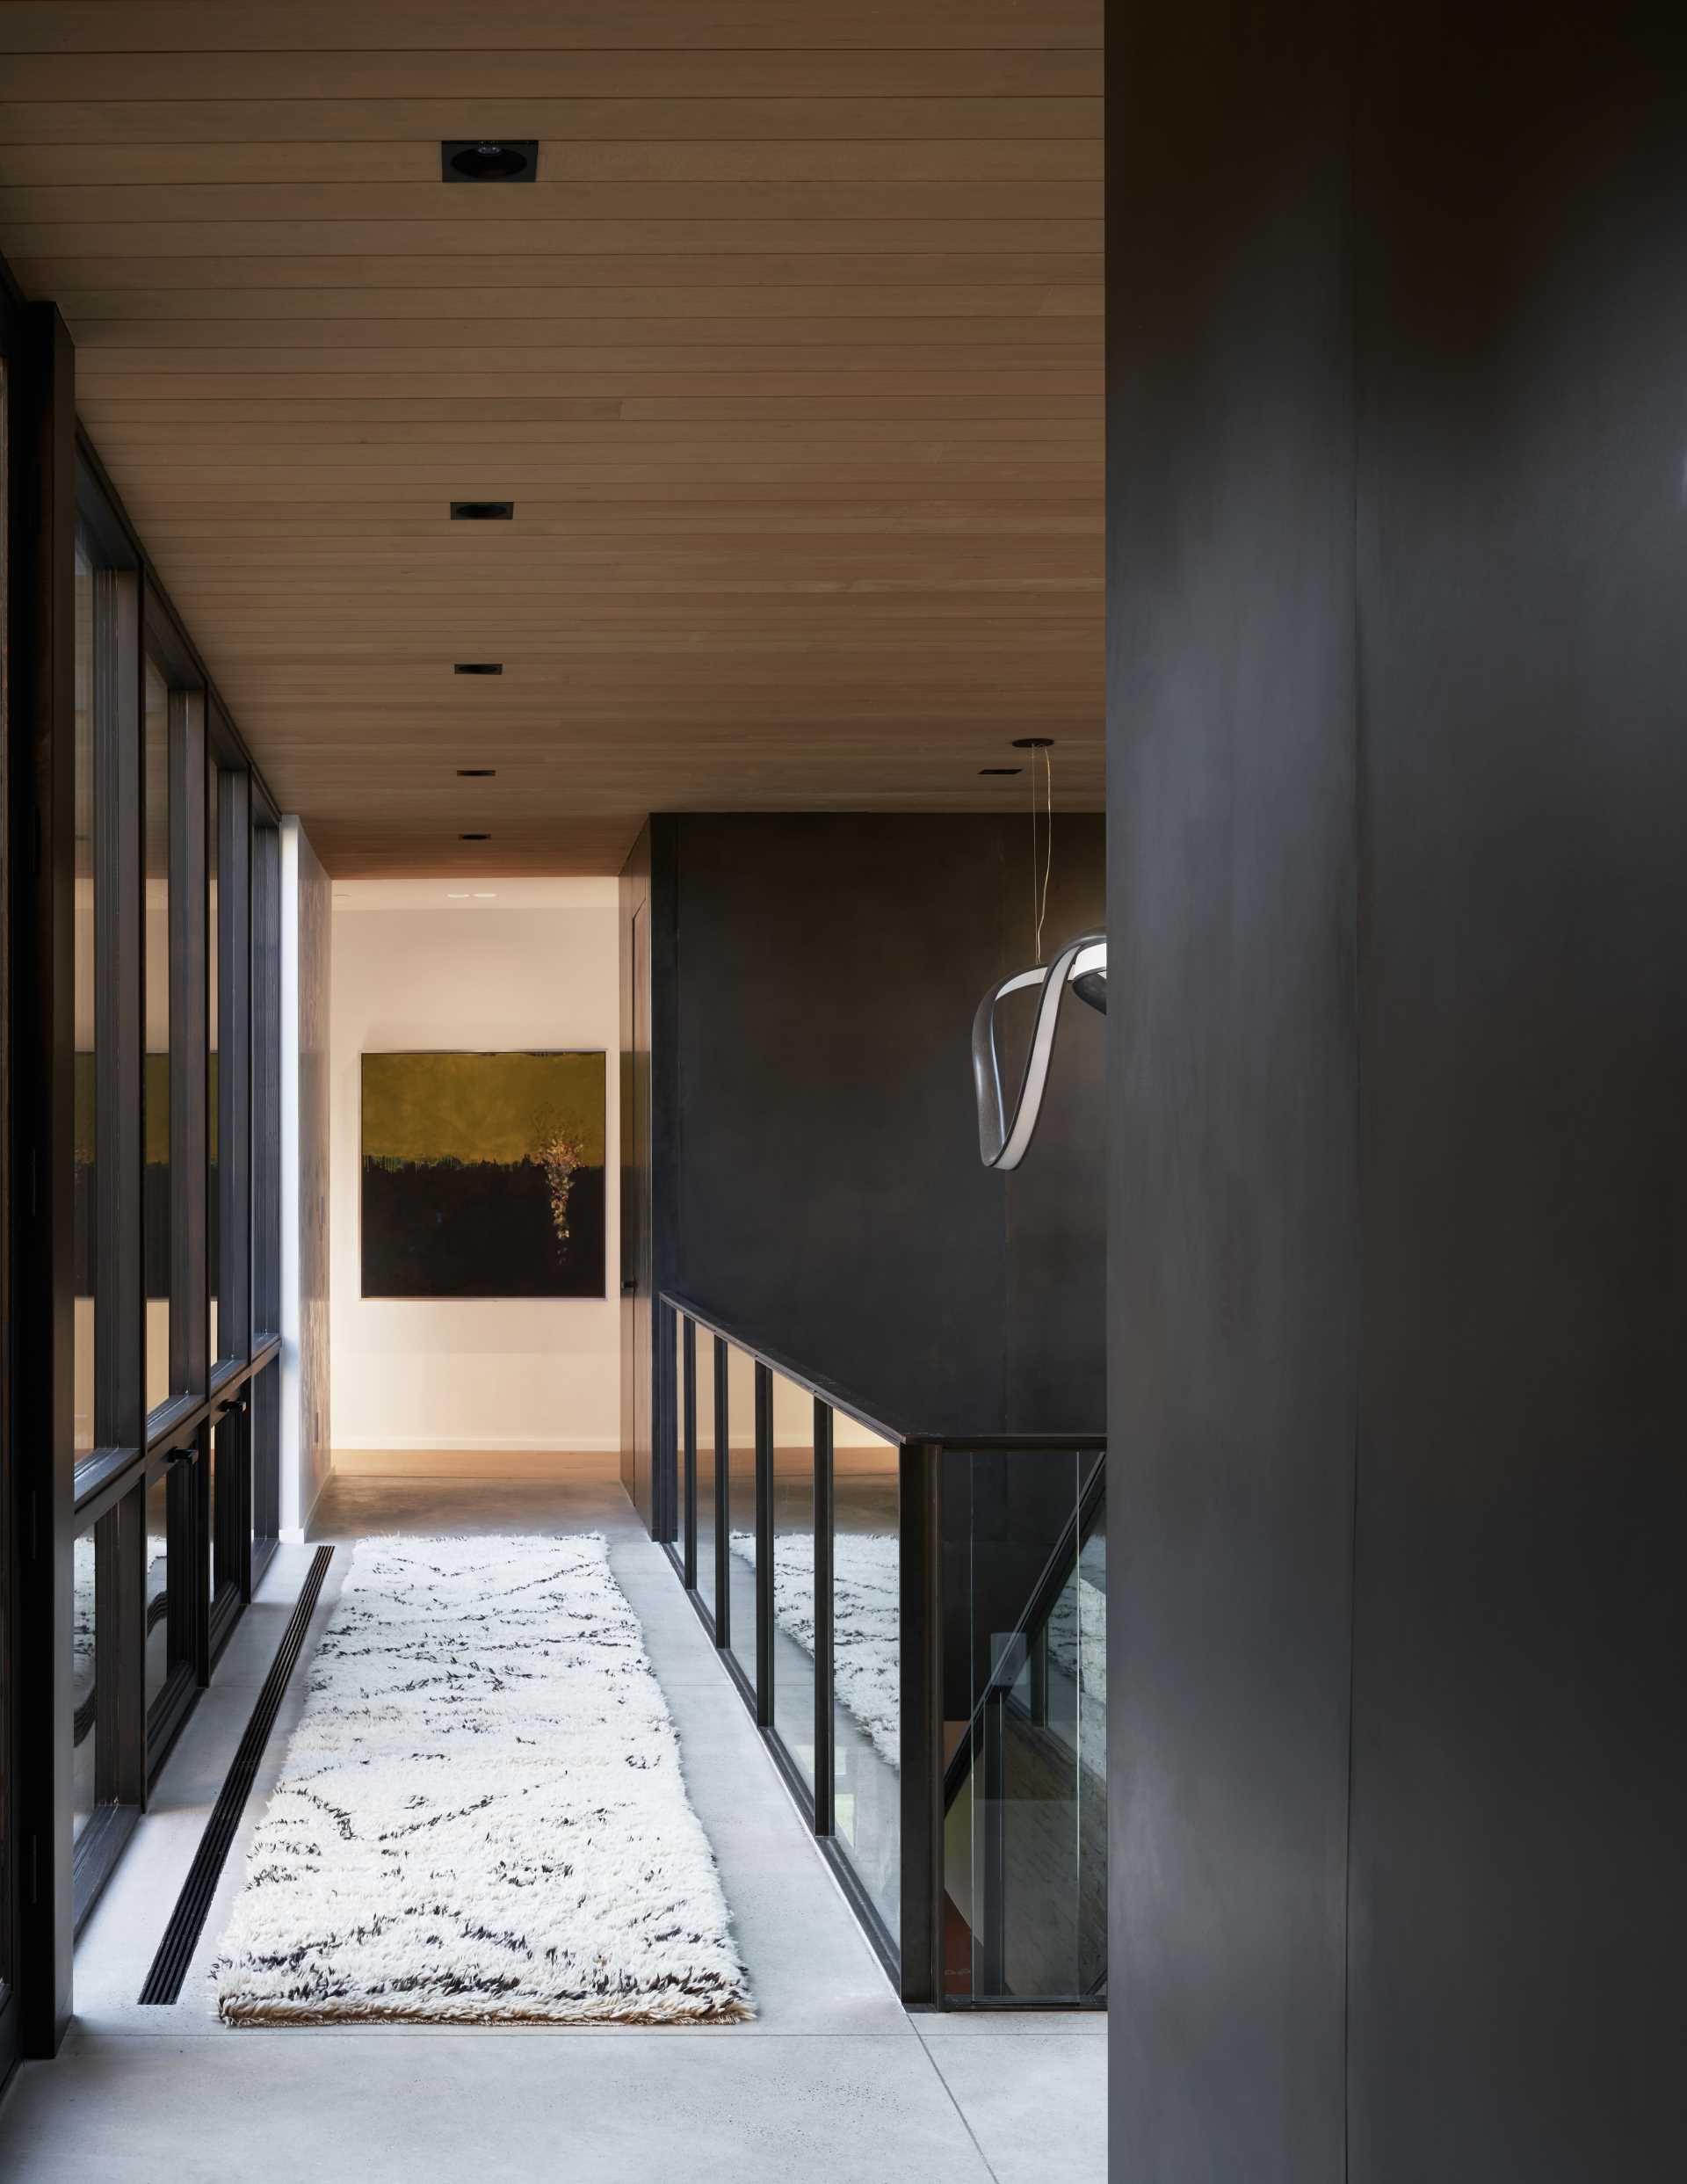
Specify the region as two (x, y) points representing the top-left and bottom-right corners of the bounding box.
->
(971, 737), (1108, 1171)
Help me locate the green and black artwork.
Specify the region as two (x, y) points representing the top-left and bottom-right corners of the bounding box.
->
(360, 1051), (606, 1299)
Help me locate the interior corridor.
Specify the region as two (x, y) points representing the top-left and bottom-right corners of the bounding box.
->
(0, 1461), (1103, 2184)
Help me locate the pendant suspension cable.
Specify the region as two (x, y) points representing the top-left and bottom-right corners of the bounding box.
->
(1032, 742), (1053, 965)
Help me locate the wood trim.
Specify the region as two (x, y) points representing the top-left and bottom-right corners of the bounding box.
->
(330, 1448), (620, 1479)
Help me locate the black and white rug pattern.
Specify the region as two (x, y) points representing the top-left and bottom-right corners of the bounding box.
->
(214, 1533), (752, 2025)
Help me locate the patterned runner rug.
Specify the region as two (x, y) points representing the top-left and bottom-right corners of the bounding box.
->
(214, 1533), (751, 2025)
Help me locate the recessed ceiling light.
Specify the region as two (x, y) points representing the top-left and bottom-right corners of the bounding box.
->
(1010, 736), (1056, 750)
(450, 501), (513, 521)
(442, 139), (538, 184)
(453, 662), (503, 675)
(980, 766), (1023, 776)
(457, 767), (496, 778)
(460, 831), (490, 842)
(446, 891), (471, 899)
(473, 892), (497, 899)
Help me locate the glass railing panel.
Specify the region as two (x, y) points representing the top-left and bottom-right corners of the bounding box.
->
(768, 1372), (817, 1795)
(945, 1447), (1106, 2003)
(663, 1293), (676, 1555)
(693, 1331), (718, 1623)
(832, 1418), (901, 1940)
(725, 1341), (758, 1690)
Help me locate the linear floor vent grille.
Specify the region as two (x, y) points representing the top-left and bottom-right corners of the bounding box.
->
(139, 1545), (334, 2005)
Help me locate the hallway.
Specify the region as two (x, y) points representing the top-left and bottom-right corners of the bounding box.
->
(0, 1462), (1103, 2183)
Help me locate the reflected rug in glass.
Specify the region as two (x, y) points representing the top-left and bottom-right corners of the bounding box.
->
(733, 1531), (1106, 1779)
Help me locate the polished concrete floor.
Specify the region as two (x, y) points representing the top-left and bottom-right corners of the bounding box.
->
(0, 1462), (1104, 2183)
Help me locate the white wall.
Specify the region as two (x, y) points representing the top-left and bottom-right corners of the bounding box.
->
(329, 878), (619, 1453)
(280, 818), (333, 1538)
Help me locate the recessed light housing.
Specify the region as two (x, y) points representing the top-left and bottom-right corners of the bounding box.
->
(979, 766), (1024, 776)
(453, 662), (503, 675)
(460, 831), (490, 842)
(442, 140), (538, 184)
(451, 501), (513, 521)
(457, 767), (497, 778)
(1010, 736), (1056, 750)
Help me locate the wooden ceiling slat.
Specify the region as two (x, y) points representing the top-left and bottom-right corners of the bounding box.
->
(81, 396), (1102, 423)
(0, 51), (1100, 101)
(76, 370), (1104, 402)
(0, 1), (1101, 55)
(83, 417), (1103, 443)
(11, 250), (1104, 290)
(0, 141), (1104, 188)
(70, 318), (1103, 352)
(0, 180), (1102, 222)
(55, 283), (1102, 321)
(4, 220), (1103, 259)
(0, 98), (1103, 147)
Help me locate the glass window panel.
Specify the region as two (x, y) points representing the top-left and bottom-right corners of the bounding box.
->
(770, 1375), (817, 1793)
(252, 819), (280, 1339)
(143, 1470), (170, 1710)
(1074, 1505), (1108, 1998)
(144, 660), (173, 1415)
(208, 1418), (221, 1607)
(73, 542), (96, 1456)
(831, 1422), (901, 1938)
(725, 1345), (758, 1690)
(208, 758), (220, 1365)
(663, 1302), (676, 1546)
(252, 1354), (280, 1569)
(693, 1332), (717, 1622)
(71, 1527), (98, 1840)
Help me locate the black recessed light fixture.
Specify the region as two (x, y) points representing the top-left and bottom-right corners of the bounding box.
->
(453, 661), (503, 676)
(451, 501), (513, 521)
(460, 831), (490, 841)
(1010, 736), (1056, 750)
(979, 765), (1023, 775)
(442, 139), (538, 184)
(457, 767), (497, 778)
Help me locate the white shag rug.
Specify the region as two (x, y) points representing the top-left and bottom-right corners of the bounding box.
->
(214, 1533), (751, 2026)
(733, 1530), (1107, 1779)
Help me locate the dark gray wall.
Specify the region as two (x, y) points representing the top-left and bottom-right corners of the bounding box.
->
(655, 812), (1105, 1437)
(1346, 10), (1687, 2178)
(1104, 5), (1358, 2174)
(1107, 2), (1686, 2180)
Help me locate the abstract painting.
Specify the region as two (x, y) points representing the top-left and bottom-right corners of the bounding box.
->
(360, 1051), (605, 1299)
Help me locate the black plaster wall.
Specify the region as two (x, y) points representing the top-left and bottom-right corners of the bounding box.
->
(654, 811), (1105, 1438)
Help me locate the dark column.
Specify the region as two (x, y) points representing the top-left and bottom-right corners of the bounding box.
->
(1345, 6), (1687, 2177)
(1104, 5), (1359, 2177)
(1106, 1), (1687, 2179)
(8, 302), (78, 2057)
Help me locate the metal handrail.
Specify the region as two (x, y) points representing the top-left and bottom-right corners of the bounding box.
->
(658, 1289), (1104, 1451)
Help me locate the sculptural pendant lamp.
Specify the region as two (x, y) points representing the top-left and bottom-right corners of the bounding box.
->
(972, 740), (1107, 1171)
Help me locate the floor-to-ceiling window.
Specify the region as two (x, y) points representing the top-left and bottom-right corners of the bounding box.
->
(61, 454), (284, 1929)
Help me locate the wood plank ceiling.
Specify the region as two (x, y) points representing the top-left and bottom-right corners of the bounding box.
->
(0, 1), (1103, 874)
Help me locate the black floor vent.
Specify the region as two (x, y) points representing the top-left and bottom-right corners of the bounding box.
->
(139, 1544), (334, 2005)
